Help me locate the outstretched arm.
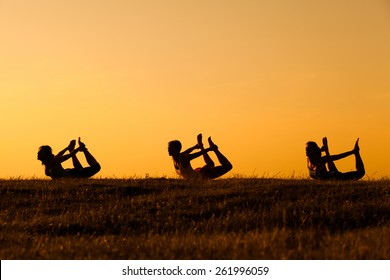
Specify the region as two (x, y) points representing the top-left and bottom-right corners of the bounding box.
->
(324, 150), (354, 162)
(56, 147), (82, 163)
(183, 148), (213, 162)
(181, 144), (199, 156)
(55, 147), (69, 158)
(323, 139), (359, 163)
(55, 141), (75, 158)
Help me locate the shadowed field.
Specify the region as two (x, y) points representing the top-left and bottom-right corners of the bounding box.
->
(0, 178), (389, 259)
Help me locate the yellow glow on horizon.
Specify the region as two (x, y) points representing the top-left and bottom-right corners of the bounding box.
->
(1, 0), (390, 178)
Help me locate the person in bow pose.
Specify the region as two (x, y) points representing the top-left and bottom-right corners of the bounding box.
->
(306, 137), (365, 180)
(37, 137), (101, 179)
(168, 133), (233, 179)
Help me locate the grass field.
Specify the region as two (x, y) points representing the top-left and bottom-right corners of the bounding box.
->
(0, 178), (389, 259)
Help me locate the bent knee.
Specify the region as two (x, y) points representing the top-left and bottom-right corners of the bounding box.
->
(90, 164), (101, 174)
(357, 170), (365, 179)
(94, 164), (101, 172)
(226, 162), (233, 171)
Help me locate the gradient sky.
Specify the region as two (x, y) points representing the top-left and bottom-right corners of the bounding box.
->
(1, 0), (390, 179)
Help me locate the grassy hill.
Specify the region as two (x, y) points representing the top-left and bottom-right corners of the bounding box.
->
(1, 178), (389, 259)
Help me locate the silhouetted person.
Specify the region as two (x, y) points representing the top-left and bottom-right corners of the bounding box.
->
(168, 133), (233, 179)
(37, 137), (101, 179)
(306, 137), (365, 180)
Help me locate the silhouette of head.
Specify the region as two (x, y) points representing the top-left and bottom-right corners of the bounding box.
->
(306, 141), (321, 160)
(168, 140), (181, 156)
(37, 145), (54, 162)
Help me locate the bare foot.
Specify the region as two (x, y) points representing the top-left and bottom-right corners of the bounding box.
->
(354, 138), (360, 153)
(68, 140), (76, 152)
(208, 137), (218, 150)
(321, 137), (329, 152)
(197, 133), (204, 148)
(78, 137), (86, 151)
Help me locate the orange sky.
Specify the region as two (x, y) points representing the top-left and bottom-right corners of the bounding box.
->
(1, 0), (390, 179)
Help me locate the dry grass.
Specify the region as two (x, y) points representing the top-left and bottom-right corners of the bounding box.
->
(0, 178), (389, 259)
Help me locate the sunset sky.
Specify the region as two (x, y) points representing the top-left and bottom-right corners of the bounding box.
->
(1, 0), (390, 179)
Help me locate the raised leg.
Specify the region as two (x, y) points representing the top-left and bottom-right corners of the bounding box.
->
(206, 137), (233, 179)
(78, 137), (100, 168)
(69, 139), (83, 169)
(354, 139), (365, 175)
(322, 137), (338, 172)
(333, 138), (365, 181)
(198, 134), (214, 167)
